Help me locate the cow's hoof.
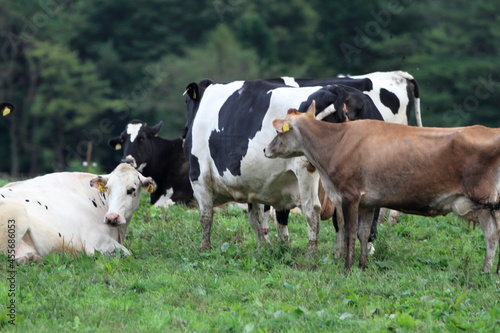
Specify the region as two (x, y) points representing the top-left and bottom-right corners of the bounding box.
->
(307, 241), (318, 256)
(17, 253), (42, 264)
(199, 244), (211, 252)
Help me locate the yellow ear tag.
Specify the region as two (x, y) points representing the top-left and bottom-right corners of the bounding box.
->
(3, 106), (11, 116)
(115, 143), (122, 150)
(98, 182), (107, 194)
(307, 112), (315, 119)
(192, 90), (197, 99)
(146, 183), (155, 193)
(282, 122), (290, 132)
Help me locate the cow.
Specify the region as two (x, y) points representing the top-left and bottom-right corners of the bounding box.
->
(108, 120), (194, 207)
(1, 102), (15, 116)
(0, 163), (156, 263)
(264, 102), (500, 273)
(183, 79), (384, 252)
(270, 70), (422, 127)
(270, 70), (422, 227)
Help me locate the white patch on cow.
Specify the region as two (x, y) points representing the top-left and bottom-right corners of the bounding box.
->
(154, 188), (175, 208)
(126, 123), (143, 143)
(281, 76), (299, 87)
(348, 71), (418, 126)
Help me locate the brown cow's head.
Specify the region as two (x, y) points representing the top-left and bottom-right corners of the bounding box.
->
(264, 101), (317, 159)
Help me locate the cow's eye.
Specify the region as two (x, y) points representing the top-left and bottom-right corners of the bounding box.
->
(126, 188), (136, 195)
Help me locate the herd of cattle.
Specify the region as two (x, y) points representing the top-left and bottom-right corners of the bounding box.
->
(1, 70), (499, 274)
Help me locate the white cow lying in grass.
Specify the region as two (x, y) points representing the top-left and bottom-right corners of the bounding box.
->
(0, 163), (156, 263)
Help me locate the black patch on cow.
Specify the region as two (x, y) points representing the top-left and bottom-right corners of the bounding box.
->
(45, 205), (48, 210)
(380, 88), (400, 115)
(58, 233), (62, 237)
(8, 189), (12, 191)
(25, 199), (29, 202)
(209, 81), (273, 177)
(275, 209), (290, 226)
(189, 154), (201, 182)
(1, 194), (4, 198)
(37, 201), (41, 205)
(92, 199), (98, 208)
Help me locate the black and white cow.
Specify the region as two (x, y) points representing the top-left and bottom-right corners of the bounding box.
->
(108, 120), (194, 207)
(269, 70), (421, 127)
(183, 79), (384, 251)
(1, 102), (15, 117)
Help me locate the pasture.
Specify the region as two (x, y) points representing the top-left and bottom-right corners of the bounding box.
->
(1, 192), (499, 332)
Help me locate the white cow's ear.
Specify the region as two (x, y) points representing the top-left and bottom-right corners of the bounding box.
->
(142, 177), (157, 193)
(90, 176), (109, 193)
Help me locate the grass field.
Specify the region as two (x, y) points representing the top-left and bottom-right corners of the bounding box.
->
(1, 193), (499, 332)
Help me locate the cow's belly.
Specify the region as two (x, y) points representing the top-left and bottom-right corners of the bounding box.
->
(209, 168), (301, 209)
(360, 191), (479, 220)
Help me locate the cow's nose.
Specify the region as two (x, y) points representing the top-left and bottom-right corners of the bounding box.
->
(121, 155), (137, 168)
(105, 213), (121, 226)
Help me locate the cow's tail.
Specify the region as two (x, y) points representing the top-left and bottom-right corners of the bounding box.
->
(411, 79), (422, 127)
(397, 71), (423, 127)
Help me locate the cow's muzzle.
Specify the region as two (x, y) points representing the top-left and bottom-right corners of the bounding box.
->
(121, 155), (137, 168)
(105, 213), (123, 226)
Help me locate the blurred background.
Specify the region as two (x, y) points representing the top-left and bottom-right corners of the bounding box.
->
(0, 0), (499, 176)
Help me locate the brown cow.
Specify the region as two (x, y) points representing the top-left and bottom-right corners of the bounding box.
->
(264, 101), (500, 273)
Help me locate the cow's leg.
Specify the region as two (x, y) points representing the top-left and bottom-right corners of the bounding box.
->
(477, 210), (500, 273)
(0, 201), (39, 263)
(367, 208), (380, 255)
(296, 161), (321, 251)
(90, 241), (131, 257)
(334, 207), (377, 256)
(358, 210), (375, 269)
(275, 209), (291, 242)
(248, 203), (270, 248)
(14, 231), (42, 264)
(387, 210), (401, 224)
(191, 182), (214, 251)
(342, 198), (359, 270)
(333, 206), (345, 259)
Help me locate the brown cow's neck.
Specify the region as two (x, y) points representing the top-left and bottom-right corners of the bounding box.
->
(294, 118), (345, 175)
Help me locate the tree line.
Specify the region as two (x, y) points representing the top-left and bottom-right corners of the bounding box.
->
(0, 0), (499, 175)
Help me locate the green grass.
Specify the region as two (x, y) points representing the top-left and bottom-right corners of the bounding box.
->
(1, 194), (499, 332)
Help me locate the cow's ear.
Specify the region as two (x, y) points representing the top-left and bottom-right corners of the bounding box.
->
(108, 137), (123, 150)
(306, 100), (316, 119)
(272, 118), (290, 133)
(183, 83), (200, 100)
(1, 102), (15, 116)
(141, 177), (157, 193)
(150, 121), (163, 137)
(90, 176), (109, 194)
(329, 85), (347, 109)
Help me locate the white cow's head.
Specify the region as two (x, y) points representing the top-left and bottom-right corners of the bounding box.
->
(90, 163), (156, 226)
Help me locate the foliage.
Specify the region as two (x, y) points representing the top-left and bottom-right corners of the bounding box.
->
(0, 0), (499, 174)
(1, 196), (499, 331)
